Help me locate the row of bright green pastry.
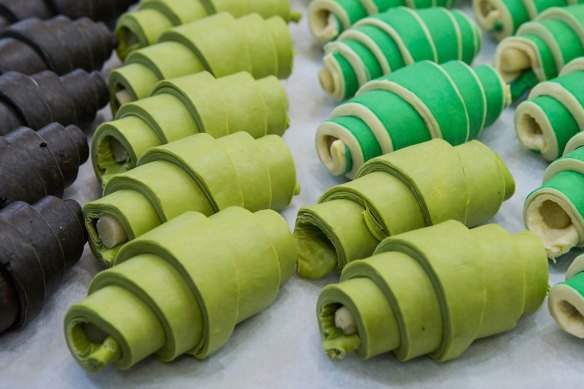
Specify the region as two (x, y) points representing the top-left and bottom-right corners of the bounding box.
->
(63, 0), (584, 375)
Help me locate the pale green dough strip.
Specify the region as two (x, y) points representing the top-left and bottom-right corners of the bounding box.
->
(549, 254), (584, 338)
(65, 207), (296, 372)
(109, 12), (293, 109)
(515, 57), (584, 160)
(316, 61), (509, 178)
(524, 141), (584, 258)
(308, 0), (461, 44)
(473, 0), (579, 40)
(116, 0), (300, 60)
(318, 7), (481, 100)
(494, 5), (584, 101)
(295, 139), (515, 279)
(317, 220), (549, 363)
(92, 71), (289, 184)
(84, 132), (299, 266)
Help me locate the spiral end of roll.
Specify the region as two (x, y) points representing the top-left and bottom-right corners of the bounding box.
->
(516, 103), (550, 157)
(66, 318), (121, 373)
(525, 196), (579, 258)
(549, 280), (584, 338)
(317, 136), (348, 177)
(318, 57), (344, 100)
(498, 46), (532, 82)
(473, 0), (511, 39)
(309, 8), (341, 45)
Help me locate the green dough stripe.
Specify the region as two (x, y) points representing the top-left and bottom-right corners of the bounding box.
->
(316, 60), (509, 178)
(84, 132), (299, 266)
(109, 12), (293, 111)
(308, 0), (460, 44)
(116, 0), (300, 60)
(494, 5), (584, 101)
(473, 0), (581, 40)
(515, 57), (584, 161)
(296, 139), (515, 279)
(93, 71), (289, 184)
(549, 254), (584, 338)
(318, 7), (481, 100)
(64, 207), (296, 372)
(317, 221), (548, 362)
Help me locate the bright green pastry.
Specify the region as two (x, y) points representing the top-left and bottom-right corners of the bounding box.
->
(317, 220), (549, 362)
(318, 7), (481, 99)
(473, 0), (584, 40)
(116, 0), (301, 60)
(316, 60), (509, 178)
(515, 58), (584, 160)
(308, 0), (461, 45)
(549, 254), (584, 338)
(524, 136), (584, 258)
(296, 139), (515, 279)
(65, 207), (296, 372)
(84, 132), (299, 266)
(494, 5), (584, 101)
(109, 12), (293, 110)
(93, 71), (289, 184)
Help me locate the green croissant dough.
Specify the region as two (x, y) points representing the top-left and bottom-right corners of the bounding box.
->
(549, 254), (584, 338)
(308, 0), (460, 44)
(524, 134), (584, 258)
(296, 139), (515, 279)
(65, 207), (296, 372)
(116, 0), (301, 60)
(109, 12), (293, 110)
(494, 5), (584, 102)
(93, 71), (289, 184)
(317, 220), (549, 362)
(473, 0), (584, 40)
(85, 132), (298, 266)
(318, 7), (481, 100)
(516, 58), (584, 160)
(317, 60), (509, 178)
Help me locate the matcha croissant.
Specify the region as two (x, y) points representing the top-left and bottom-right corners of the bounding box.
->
(93, 71), (289, 184)
(524, 136), (584, 258)
(473, 0), (584, 40)
(296, 139), (515, 279)
(116, 0), (300, 59)
(516, 58), (584, 160)
(85, 132), (298, 266)
(317, 220), (548, 362)
(65, 207), (296, 372)
(494, 5), (584, 101)
(109, 12), (293, 109)
(318, 7), (481, 100)
(549, 254), (584, 338)
(308, 0), (460, 44)
(317, 61), (509, 178)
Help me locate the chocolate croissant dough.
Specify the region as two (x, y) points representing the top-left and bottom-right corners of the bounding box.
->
(0, 196), (86, 334)
(516, 58), (584, 161)
(94, 71), (289, 184)
(308, 0), (461, 44)
(494, 5), (584, 102)
(0, 123), (89, 209)
(0, 0), (138, 30)
(524, 133), (584, 258)
(85, 132), (299, 266)
(65, 207), (296, 372)
(0, 16), (114, 76)
(317, 220), (548, 362)
(318, 7), (482, 100)
(0, 69), (107, 135)
(109, 12), (293, 110)
(549, 254), (584, 338)
(295, 139), (515, 279)
(116, 0), (301, 60)
(317, 60), (510, 178)
(473, 0), (584, 40)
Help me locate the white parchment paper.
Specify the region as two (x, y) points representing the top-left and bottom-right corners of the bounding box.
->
(1, 1), (582, 388)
